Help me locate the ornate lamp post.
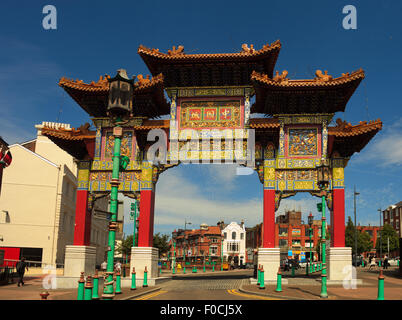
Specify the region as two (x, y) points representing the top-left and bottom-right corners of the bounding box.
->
(354, 186), (360, 265)
(102, 69), (134, 300)
(307, 213), (313, 275)
(378, 208), (383, 267)
(317, 160), (330, 299)
(184, 220), (191, 267)
(172, 230), (177, 273)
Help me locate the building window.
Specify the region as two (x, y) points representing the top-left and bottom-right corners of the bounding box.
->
(224, 232), (227, 239)
(227, 242), (239, 252)
(232, 232), (236, 240)
(210, 246), (218, 255)
(240, 233), (244, 240)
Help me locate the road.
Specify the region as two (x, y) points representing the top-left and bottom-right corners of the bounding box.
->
(131, 270), (280, 300)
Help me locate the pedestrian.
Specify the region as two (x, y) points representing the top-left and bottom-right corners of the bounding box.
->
(369, 255), (372, 264)
(101, 260), (107, 272)
(115, 261), (122, 273)
(16, 257), (28, 287)
(368, 256), (376, 271)
(384, 255), (389, 270)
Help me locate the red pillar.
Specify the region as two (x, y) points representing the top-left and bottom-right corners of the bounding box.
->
(332, 188), (345, 247)
(138, 189), (155, 247)
(263, 189), (275, 248)
(73, 190), (92, 246)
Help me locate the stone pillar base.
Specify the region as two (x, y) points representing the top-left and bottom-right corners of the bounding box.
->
(64, 245), (96, 277)
(257, 247), (280, 281)
(130, 247), (159, 280)
(328, 247), (352, 281)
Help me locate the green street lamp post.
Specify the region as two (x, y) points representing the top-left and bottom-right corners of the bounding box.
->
(102, 69), (134, 300)
(317, 160), (330, 299)
(307, 213), (313, 275)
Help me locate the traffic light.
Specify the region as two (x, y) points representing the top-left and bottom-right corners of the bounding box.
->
(317, 203), (322, 212)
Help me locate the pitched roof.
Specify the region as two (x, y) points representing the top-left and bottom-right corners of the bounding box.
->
(251, 69), (365, 115)
(138, 41), (281, 87)
(59, 73), (169, 118)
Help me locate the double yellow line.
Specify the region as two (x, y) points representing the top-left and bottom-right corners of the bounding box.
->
(135, 290), (167, 300)
(227, 289), (281, 300)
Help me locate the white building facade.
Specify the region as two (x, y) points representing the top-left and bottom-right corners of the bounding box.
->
(222, 221), (246, 267)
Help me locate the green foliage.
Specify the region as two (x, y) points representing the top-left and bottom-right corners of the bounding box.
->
(345, 216), (374, 255)
(116, 232), (171, 258)
(375, 223), (399, 254)
(153, 232), (171, 257)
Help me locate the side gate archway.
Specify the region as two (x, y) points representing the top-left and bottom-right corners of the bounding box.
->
(42, 41), (382, 290)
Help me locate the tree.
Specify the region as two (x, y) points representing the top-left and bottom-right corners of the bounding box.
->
(116, 233), (171, 258)
(153, 232), (171, 257)
(376, 223), (399, 255)
(345, 216), (374, 255)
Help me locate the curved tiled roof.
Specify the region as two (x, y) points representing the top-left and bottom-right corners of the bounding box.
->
(138, 40), (281, 61)
(251, 69), (365, 88)
(58, 73), (169, 118)
(249, 118), (280, 129)
(251, 69), (365, 115)
(328, 118), (382, 137)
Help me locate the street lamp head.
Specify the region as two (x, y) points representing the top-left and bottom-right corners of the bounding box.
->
(317, 160), (330, 190)
(308, 213), (313, 226)
(107, 69), (134, 117)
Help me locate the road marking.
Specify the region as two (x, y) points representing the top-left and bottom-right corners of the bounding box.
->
(227, 289), (281, 300)
(135, 290), (168, 300)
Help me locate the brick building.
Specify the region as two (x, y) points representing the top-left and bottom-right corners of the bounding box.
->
(170, 222), (224, 265)
(356, 225), (379, 258)
(383, 201), (402, 237)
(246, 210), (324, 262)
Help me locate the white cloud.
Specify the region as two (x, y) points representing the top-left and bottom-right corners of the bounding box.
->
(355, 118), (402, 167)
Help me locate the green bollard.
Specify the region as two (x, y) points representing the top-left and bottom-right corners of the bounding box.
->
(115, 271), (122, 294)
(257, 265), (261, 286)
(362, 260), (364, 268)
(275, 267), (282, 292)
(291, 266), (295, 277)
(77, 272), (85, 300)
(84, 276), (93, 301)
(92, 270), (100, 300)
(183, 266), (186, 274)
(259, 267), (265, 290)
(143, 266), (148, 287)
(212, 264), (215, 272)
(203, 265), (206, 273)
(377, 269), (385, 300)
(379, 260), (381, 267)
(131, 267), (136, 290)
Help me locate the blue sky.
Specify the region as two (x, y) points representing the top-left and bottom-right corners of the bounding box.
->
(0, 1), (401, 237)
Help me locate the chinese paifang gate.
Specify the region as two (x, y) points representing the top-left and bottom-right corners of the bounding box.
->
(41, 40), (382, 282)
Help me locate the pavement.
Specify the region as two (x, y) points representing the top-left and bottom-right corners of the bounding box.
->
(240, 266), (402, 300)
(0, 274), (161, 300)
(0, 267), (400, 300)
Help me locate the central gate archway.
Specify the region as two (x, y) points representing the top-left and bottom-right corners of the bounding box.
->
(42, 40), (382, 283)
